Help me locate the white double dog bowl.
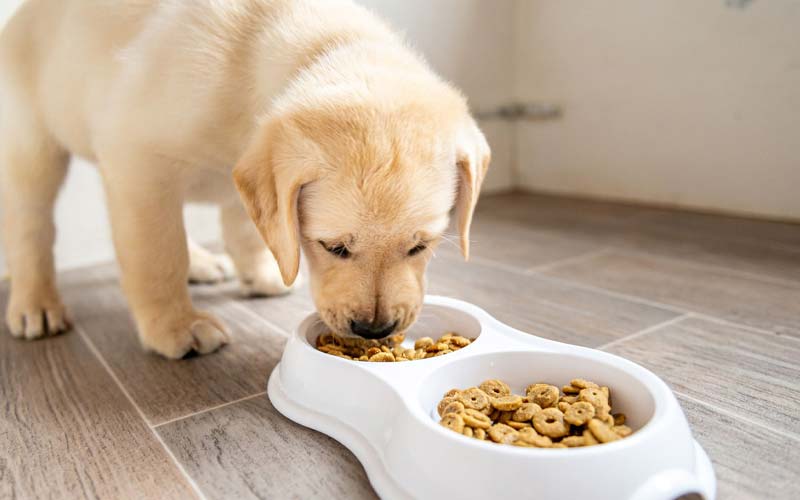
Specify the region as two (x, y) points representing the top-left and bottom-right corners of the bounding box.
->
(268, 296), (716, 500)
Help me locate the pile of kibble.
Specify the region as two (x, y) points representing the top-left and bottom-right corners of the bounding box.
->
(316, 332), (473, 362)
(437, 378), (632, 447)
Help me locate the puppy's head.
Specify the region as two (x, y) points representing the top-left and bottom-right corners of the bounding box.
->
(234, 92), (489, 339)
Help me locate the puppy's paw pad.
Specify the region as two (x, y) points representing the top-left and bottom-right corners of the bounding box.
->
(141, 313), (229, 359)
(188, 252), (236, 284)
(6, 300), (71, 340)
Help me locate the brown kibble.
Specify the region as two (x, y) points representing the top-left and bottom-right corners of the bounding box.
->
(491, 394), (523, 411)
(458, 387), (491, 411)
(437, 377), (633, 449)
(533, 408), (570, 438)
(562, 385), (581, 394)
(369, 352), (395, 362)
(437, 396), (459, 416)
(527, 384), (559, 408)
(561, 435), (586, 447)
(462, 408), (492, 429)
(488, 423), (519, 444)
(366, 347), (381, 357)
(613, 425), (633, 437)
(570, 378), (599, 389)
(426, 342), (449, 353)
(443, 388), (461, 398)
(517, 427), (552, 447)
(414, 337), (434, 350)
(564, 401), (595, 426)
(441, 413), (465, 433)
(507, 420), (531, 430)
(479, 379), (511, 398)
(441, 401), (465, 416)
(511, 402), (542, 422)
(588, 418), (621, 443)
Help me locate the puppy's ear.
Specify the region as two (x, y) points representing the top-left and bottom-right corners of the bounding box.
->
(233, 119), (320, 286)
(454, 118), (491, 260)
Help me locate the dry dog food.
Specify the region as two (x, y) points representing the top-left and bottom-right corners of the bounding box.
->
(316, 331), (474, 362)
(437, 378), (632, 448)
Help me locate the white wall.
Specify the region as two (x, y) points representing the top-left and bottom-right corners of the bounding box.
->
(514, 0), (800, 220)
(0, 0), (516, 275)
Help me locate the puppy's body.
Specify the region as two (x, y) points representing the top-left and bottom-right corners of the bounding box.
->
(1, 0), (488, 357)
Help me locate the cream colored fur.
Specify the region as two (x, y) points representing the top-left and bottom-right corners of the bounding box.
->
(0, 0), (489, 358)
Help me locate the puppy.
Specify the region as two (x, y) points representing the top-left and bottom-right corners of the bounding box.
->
(0, 0), (489, 358)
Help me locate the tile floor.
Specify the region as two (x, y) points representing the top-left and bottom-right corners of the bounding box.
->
(1, 191), (798, 499)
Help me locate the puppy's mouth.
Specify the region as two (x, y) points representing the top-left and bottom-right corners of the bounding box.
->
(319, 306), (420, 340)
(348, 320), (398, 340)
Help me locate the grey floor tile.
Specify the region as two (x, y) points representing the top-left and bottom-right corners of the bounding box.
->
(0, 293), (196, 500)
(427, 253), (679, 347)
(60, 266), (287, 425)
(157, 395), (377, 500)
(606, 316), (800, 437)
(446, 214), (603, 270)
(545, 251), (800, 339)
(679, 397), (799, 500)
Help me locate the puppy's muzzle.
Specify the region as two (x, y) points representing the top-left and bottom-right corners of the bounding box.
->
(350, 320), (398, 339)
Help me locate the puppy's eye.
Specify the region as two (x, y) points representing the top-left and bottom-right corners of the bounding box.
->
(408, 243), (427, 256)
(321, 241), (351, 259)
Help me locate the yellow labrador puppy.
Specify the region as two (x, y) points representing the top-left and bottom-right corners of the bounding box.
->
(0, 0), (489, 358)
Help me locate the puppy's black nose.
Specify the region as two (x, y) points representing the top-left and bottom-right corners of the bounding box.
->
(350, 320), (397, 339)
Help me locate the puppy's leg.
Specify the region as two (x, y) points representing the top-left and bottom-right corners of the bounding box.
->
(102, 165), (228, 358)
(1, 115), (71, 339)
(221, 201), (299, 296)
(187, 238), (235, 284)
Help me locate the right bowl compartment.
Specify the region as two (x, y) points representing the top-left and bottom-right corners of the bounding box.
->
(382, 350), (709, 500)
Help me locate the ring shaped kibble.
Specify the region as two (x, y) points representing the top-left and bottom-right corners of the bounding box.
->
(516, 427), (553, 448)
(564, 401), (595, 426)
(437, 378), (632, 449)
(441, 401), (465, 416)
(527, 384), (560, 408)
(458, 387), (491, 411)
(440, 413), (466, 434)
(488, 423), (519, 444)
(533, 408), (570, 438)
(462, 408), (493, 429)
(437, 396), (459, 416)
(512, 402), (542, 422)
(491, 394), (523, 411)
(479, 379), (511, 398)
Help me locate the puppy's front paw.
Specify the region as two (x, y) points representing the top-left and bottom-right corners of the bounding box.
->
(139, 311), (229, 359)
(5, 288), (71, 340)
(188, 250), (235, 284)
(239, 259), (301, 297)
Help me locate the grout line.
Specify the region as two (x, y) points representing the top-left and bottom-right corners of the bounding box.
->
(523, 248), (613, 274)
(74, 325), (210, 500)
(444, 242), (798, 345)
(674, 390), (800, 444)
(597, 313), (694, 351)
(690, 313), (800, 344)
(610, 247), (800, 289)
(530, 273), (689, 314)
(153, 391), (267, 429)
